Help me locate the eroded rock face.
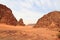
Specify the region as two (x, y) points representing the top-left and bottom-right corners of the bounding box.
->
(17, 18), (25, 26)
(34, 11), (60, 28)
(0, 4), (17, 25)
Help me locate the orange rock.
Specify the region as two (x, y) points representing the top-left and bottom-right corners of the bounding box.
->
(17, 18), (25, 26)
(0, 4), (17, 26)
(34, 11), (60, 28)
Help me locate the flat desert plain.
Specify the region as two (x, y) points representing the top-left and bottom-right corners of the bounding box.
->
(0, 24), (59, 40)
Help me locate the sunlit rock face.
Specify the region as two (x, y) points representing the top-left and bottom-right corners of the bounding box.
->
(17, 18), (25, 26)
(34, 11), (60, 28)
(0, 4), (17, 26)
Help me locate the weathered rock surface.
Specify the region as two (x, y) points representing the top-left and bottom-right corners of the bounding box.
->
(34, 11), (60, 28)
(0, 4), (17, 25)
(17, 18), (25, 26)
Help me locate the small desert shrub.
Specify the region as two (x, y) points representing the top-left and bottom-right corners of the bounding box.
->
(57, 32), (60, 38)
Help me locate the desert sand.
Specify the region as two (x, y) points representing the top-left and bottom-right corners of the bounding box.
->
(0, 4), (60, 40)
(0, 24), (59, 40)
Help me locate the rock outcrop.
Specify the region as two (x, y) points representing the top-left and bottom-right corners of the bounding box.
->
(34, 11), (60, 28)
(17, 18), (25, 26)
(0, 4), (17, 26)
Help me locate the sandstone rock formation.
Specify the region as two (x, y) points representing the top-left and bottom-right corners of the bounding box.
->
(0, 4), (17, 25)
(34, 11), (60, 28)
(17, 18), (25, 26)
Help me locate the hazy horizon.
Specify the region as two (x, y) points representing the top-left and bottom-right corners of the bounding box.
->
(0, 0), (60, 25)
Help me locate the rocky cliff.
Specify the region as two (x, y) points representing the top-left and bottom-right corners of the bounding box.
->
(0, 4), (17, 26)
(34, 11), (60, 28)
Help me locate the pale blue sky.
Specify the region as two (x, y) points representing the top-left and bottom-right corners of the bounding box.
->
(0, 0), (60, 24)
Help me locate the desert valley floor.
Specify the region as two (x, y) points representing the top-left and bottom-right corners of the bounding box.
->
(0, 24), (59, 40)
(0, 3), (60, 40)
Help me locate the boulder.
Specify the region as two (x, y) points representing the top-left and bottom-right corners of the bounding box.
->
(17, 18), (25, 26)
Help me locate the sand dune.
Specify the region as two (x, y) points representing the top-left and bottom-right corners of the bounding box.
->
(0, 24), (59, 40)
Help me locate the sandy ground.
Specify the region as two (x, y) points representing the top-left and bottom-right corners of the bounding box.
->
(0, 24), (59, 40)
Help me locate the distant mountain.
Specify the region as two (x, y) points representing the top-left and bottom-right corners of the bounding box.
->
(34, 11), (60, 28)
(27, 24), (35, 26)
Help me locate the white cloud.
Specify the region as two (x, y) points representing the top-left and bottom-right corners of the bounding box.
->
(13, 8), (44, 24)
(53, 0), (60, 11)
(0, 0), (60, 24)
(19, 1), (32, 8)
(40, 0), (53, 9)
